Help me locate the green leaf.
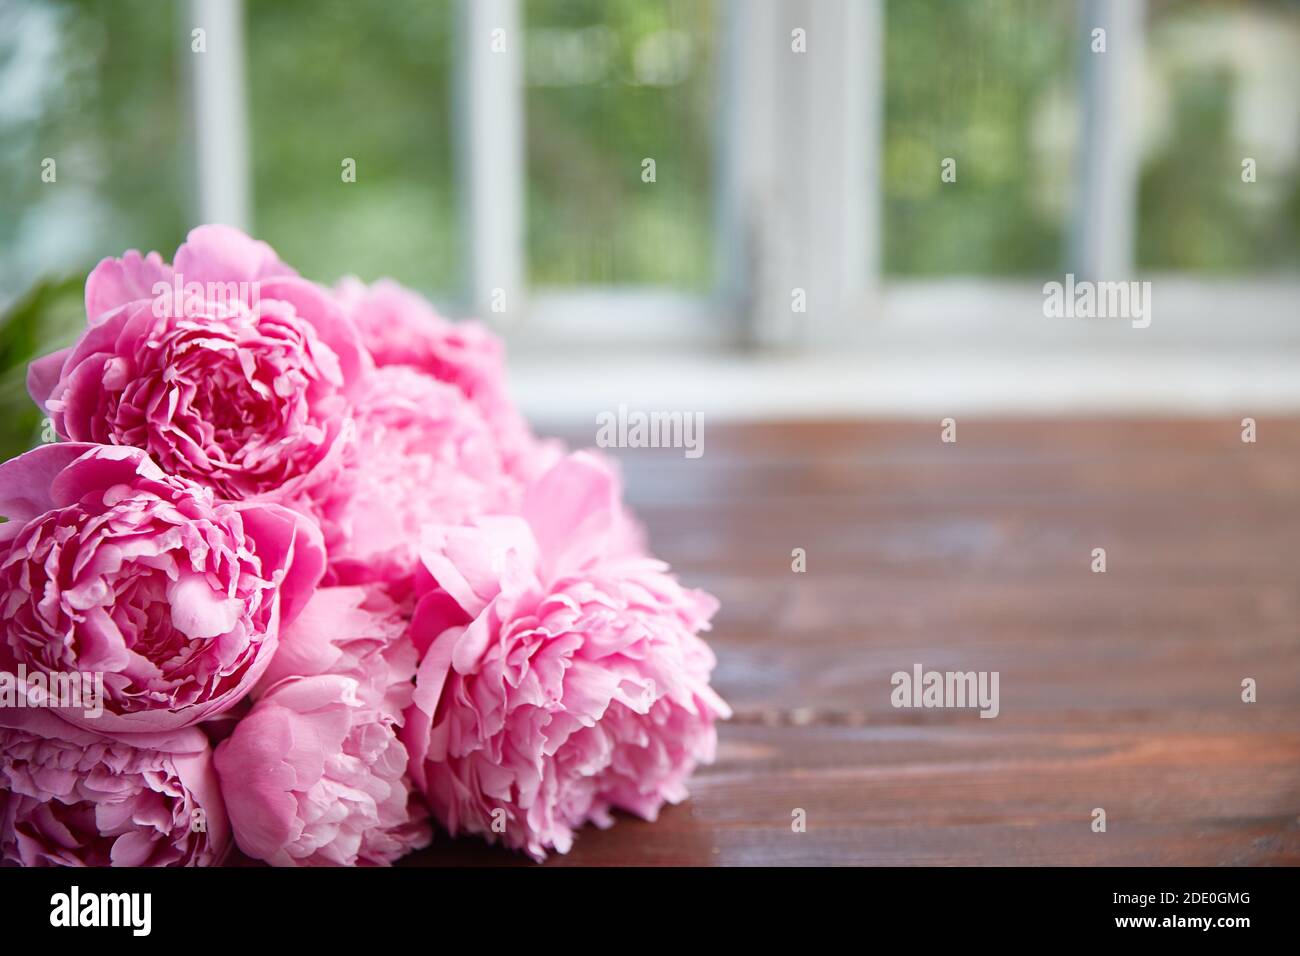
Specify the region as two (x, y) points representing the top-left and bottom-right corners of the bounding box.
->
(0, 273), (87, 461)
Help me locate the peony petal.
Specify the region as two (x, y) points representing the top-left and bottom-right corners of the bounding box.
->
(84, 249), (173, 323)
(0, 443), (97, 543)
(234, 502), (326, 627)
(522, 451), (621, 580)
(26, 347), (71, 413)
(173, 224), (295, 284)
(167, 572), (245, 639)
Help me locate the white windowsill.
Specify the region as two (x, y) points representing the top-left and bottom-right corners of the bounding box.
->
(509, 348), (1300, 423)
(503, 277), (1298, 421)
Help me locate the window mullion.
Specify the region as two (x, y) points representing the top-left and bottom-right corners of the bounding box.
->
(456, 0), (525, 322)
(1071, 0), (1146, 280)
(185, 0), (251, 231)
(719, 0), (881, 351)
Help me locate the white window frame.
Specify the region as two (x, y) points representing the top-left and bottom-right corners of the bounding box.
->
(186, 0), (251, 231)
(457, 0), (525, 321)
(186, 0), (1299, 362)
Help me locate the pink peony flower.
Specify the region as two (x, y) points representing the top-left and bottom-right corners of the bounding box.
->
(28, 225), (369, 508)
(334, 277), (555, 479)
(215, 587), (429, 866)
(256, 583), (418, 716)
(0, 705), (230, 866)
(0, 442), (325, 736)
(322, 366), (520, 590)
(403, 452), (729, 861)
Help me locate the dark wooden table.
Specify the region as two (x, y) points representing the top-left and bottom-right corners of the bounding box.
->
(405, 419), (1300, 866)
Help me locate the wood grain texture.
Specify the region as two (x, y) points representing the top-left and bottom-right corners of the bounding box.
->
(402, 418), (1300, 866)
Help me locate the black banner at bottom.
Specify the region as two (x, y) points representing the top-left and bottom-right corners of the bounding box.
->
(0, 865), (1287, 944)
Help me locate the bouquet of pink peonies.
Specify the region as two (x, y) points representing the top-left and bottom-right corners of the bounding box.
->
(0, 226), (728, 866)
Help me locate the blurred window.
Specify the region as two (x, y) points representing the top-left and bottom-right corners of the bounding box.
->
(0, 0), (186, 302)
(2, 0), (1298, 346)
(1137, 0), (1300, 273)
(883, 0), (1081, 276)
(246, 0), (458, 290)
(523, 0), (717, 288)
